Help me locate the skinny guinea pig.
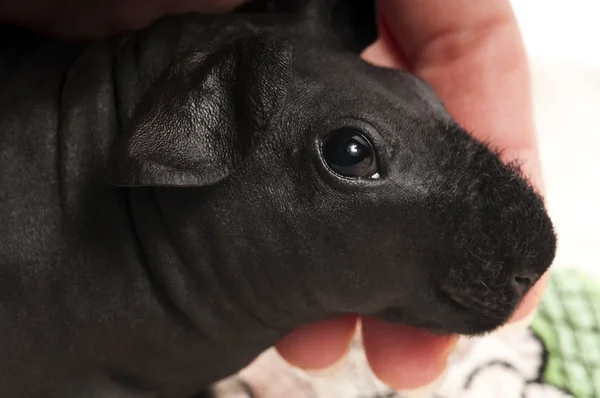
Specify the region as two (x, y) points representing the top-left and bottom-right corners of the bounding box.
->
(0, 0), (556, 397)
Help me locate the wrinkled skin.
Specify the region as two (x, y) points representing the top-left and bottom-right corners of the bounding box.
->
(0, 0), (556, 397)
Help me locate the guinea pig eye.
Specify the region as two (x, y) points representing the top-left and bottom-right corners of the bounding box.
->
(321, 128), (379, 179)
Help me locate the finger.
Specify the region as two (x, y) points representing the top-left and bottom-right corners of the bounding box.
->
(377, 0), (544, 193)
(362, 318), (457, 392)
(361, 7), (407, 70)
(275, 315), (357, 373)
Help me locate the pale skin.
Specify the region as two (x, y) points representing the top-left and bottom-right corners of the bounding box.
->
(0, 0), (549, 391)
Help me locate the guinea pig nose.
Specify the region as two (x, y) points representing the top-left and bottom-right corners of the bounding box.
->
(512, 273), (536, 298)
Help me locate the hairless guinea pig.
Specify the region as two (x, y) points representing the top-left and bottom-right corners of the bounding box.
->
(0, 0), (556, 397)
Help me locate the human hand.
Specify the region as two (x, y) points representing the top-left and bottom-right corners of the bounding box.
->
(275, 0), (549, 395)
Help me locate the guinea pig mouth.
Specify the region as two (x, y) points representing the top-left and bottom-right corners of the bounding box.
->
(371, 284), (523, 335)
(377, 302), (506, 335)
(438, 285), (518, 319)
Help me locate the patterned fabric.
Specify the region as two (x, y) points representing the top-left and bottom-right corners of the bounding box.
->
(531, 268), (600, 397)
(210, 268), (598, 398)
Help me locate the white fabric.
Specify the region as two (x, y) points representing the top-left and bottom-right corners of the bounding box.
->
(212, 329), (573, 398)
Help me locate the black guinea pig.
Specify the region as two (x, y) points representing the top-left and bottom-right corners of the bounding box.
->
(0, 0), (556, 397)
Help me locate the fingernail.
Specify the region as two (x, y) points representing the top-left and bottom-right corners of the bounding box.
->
(303, 351), (349, 377)
(497, 308), (538, 337)
(397, 368), (448, 398)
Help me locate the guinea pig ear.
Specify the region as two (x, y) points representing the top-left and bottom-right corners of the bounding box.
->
(108, 33), (292, 187)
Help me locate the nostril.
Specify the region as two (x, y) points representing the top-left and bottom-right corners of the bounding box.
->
(513, 274), (535, 297)
(515, 276), (532, 286)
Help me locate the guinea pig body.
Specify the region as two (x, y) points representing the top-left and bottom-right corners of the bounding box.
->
(0, 1), (556, 397)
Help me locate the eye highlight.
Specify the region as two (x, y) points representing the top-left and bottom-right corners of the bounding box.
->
(321, 127), (379, 179)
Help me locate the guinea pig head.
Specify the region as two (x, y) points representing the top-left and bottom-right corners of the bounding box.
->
(109, 33), (556, 337)
(273, 41), (556, 335)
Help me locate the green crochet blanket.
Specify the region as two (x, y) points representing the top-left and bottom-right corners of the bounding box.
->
(531, 268), (600, 397)
(211, 267), (600, 398)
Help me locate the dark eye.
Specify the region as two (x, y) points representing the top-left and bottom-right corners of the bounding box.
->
(321, 128), (379, 179)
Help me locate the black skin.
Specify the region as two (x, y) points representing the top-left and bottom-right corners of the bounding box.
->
(0, 0), (556, 397)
